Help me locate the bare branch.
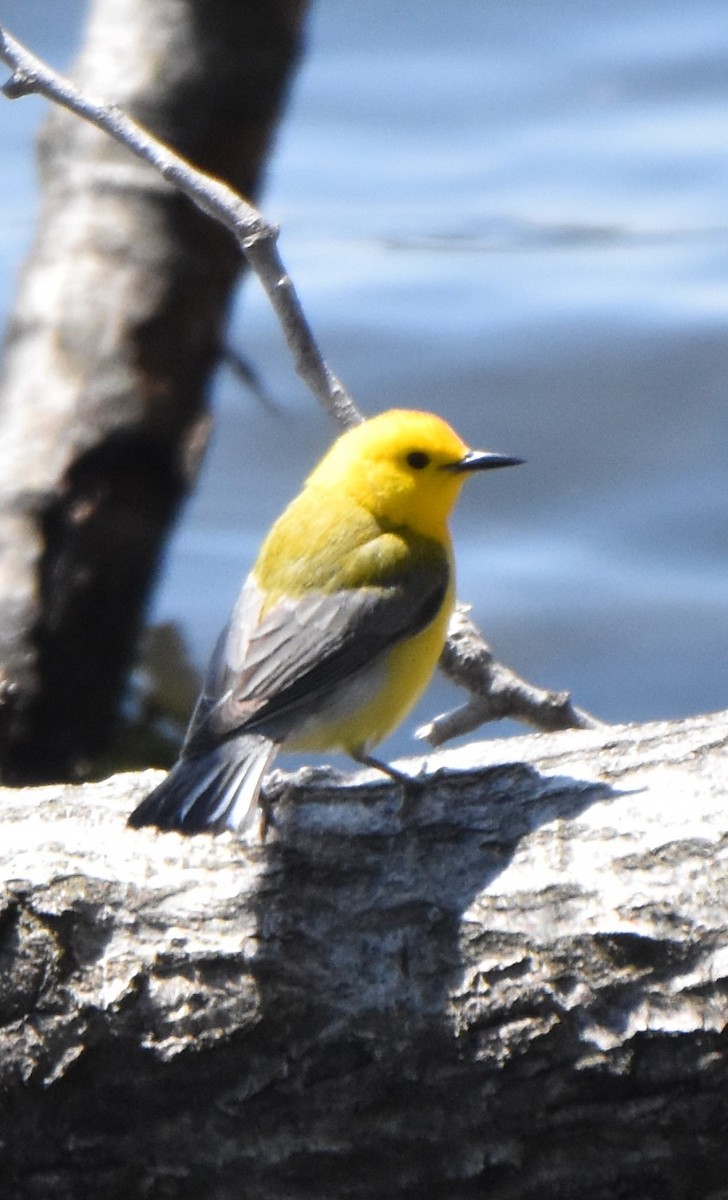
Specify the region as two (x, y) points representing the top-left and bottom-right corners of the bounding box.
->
(0, 23), (599, 741)
(417, 605), (603, 745)
(0, 24), (362, 432)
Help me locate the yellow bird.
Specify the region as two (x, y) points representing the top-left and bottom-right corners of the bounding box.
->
(128, 409), (522, 834)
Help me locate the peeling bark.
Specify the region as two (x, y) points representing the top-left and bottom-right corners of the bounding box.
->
(1, 710), (727, 1198)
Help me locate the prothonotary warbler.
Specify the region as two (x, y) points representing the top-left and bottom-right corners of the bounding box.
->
(128, 409), (522, 834)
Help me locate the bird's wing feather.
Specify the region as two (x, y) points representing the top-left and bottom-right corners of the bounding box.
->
(183, 542), (449, 755)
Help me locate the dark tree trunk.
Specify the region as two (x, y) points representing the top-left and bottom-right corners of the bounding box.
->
(0, 711), (727, 1199)
(0, 0), (309, 782)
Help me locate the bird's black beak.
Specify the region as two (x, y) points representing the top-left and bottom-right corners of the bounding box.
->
(445, 449), (525, 473)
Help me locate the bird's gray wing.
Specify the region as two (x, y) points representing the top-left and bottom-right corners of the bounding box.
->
(183, 548), (449, 756)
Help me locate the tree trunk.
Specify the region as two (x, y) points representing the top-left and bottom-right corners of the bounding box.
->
(1, 710), (727, 1199)
(0, 0), (309, 782)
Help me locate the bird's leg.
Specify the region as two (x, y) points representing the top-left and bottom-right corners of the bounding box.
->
(351, 751), (424, 818)
(352, 750), (411, 785)
(256, 790), (272, 843)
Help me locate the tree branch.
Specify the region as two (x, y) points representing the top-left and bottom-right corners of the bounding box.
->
(0, 24), (361, 432)
(0, 23), (596, 742)
(417, 604), (603, 744)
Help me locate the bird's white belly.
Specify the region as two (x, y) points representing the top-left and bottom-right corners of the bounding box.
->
(282, 659), (388, 754)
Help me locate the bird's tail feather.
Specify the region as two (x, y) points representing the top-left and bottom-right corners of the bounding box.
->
(128, 735), (278, 834)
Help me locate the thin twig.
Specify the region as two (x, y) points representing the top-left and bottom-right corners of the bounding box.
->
(0, 25), (362, 432)
(0, 23), (601, 742)
(220, 347), (283, 416)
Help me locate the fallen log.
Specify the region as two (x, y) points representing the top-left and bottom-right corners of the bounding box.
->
(2, 709), (727, 1199)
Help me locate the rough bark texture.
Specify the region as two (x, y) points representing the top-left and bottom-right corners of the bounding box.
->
(1, 710), (727, 1199)
(0, 0), (309, 782)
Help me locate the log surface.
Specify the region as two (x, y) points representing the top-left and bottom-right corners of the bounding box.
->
(1, 710), (728, 1199)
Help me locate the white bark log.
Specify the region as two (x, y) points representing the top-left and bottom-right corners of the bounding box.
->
(1, 709), (727, 1197)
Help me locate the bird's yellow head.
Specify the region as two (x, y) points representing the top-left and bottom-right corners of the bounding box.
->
(306, 409), (522, 539)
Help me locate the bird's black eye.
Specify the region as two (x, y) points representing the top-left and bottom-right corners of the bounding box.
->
(406, 450), (430, 470)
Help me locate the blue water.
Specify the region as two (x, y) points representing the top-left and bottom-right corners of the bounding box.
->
(1, 0), (726, 758)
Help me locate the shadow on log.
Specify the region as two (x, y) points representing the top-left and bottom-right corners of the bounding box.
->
(1, 710), (728, 1198)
